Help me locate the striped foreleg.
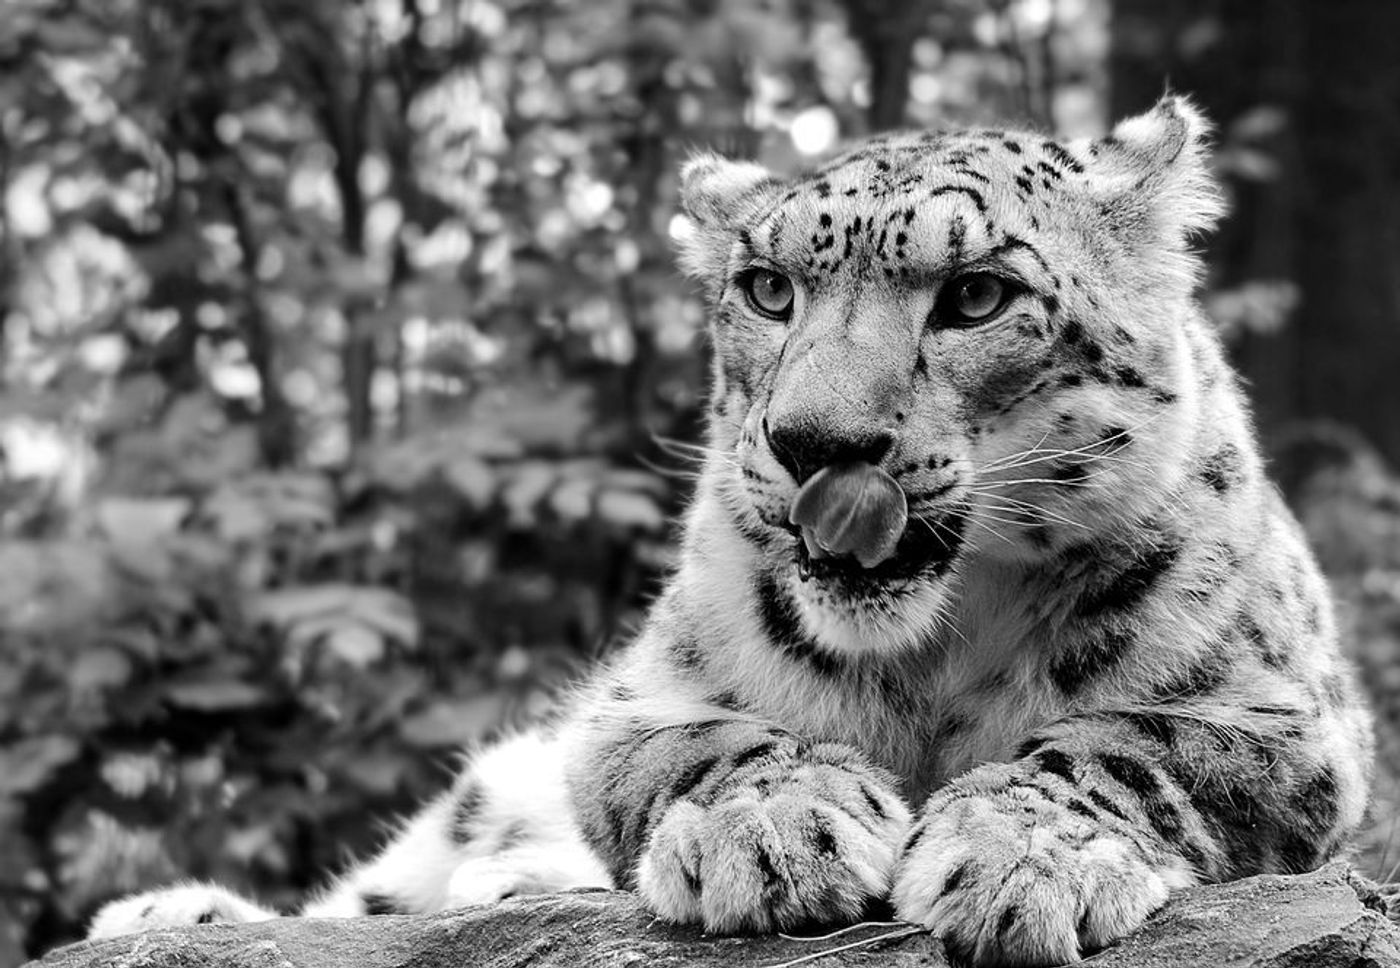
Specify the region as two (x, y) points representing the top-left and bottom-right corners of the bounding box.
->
(892, 707), (1365, 967)
(569, 716), (911, 932)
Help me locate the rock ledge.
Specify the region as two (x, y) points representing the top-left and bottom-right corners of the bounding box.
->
(30, 864), (1400, 968)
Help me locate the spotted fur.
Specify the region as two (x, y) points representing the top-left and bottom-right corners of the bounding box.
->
(89, 97), (1372, 968)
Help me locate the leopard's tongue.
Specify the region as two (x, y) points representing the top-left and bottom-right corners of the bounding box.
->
(788, 463), (908, 569)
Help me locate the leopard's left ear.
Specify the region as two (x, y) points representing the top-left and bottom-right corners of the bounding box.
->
(1085, 95), (1226, 248)
(674, 154), (780, 282)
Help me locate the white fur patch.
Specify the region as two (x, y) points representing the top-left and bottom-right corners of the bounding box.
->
(305, 732), (611, 917)
(88, 882), (278, 939)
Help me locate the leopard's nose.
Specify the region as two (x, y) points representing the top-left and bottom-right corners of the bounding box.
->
(764, 420), (895, 484)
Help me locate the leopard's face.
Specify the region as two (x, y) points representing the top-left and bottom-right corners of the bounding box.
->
(684, 119), (1220, 657)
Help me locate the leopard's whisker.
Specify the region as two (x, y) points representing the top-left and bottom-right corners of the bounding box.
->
(980, 413), (1165, 474)
(978, 445), (1147, 476)
(762, 925), (932, 968)
(969, 493), (1089, 531)
(965, 515), (1019, 545)
(778, 919), (908, 943)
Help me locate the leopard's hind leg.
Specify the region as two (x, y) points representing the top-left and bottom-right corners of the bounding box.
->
(304, 730), (611, 916)
(88, 731), (610, 938)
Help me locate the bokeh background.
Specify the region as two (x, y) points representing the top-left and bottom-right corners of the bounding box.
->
(3, 0), (1399, 961)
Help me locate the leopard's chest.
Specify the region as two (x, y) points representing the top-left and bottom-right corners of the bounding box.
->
(897, 629), (1065, 799)
(769, 608), (1065, 801)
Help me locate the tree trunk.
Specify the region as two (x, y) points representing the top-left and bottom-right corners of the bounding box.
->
(1292, 1), (1400, 461)
(841, 0), (931, 131)
(1110, 0), (1400, 464)
(224, 182), (298, 467)
(297, 18), (376, 451)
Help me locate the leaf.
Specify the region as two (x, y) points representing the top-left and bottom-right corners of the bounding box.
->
(98, 628), (162, 661)
(360, 436), (446, 492)
(94, 497), (191, 539)
(247, 584), (419, 649)
(167, 531), (235, 576)
(0, 736), (82, 796)
(1217, 145), (1281, 182)
(336, 749), (407, 794)
(397, 695), (506, 748)
(501, 461), (558, 528)
(327, 588), (419, 646)
(94, 374), (164, 435)
(596, 489), (666, 532)
(164, 680), (270, 711)
(0, 386), (72, 422)
(69, 647), (134, 693)
(442, 457), (496, 510)
(0, 540), (113, 633)
(0, 6), (39, 53)
(549, 476), (596, 523)
(94, 497), (191, 583)
(224, 823), (282, 866)
(323, 624), (385, 668)
(325, 253), (384, 299)
(102, 537), (172, 585)
(35, 16), (107, 54)
(205, 473), (337, 542)
(602, 468), (668, 497)
(1230, 105), (1288, 142)
(399, 276), (472, 319)
(247, 582), (417, 658)
(463, 382), (599, 451)
(282, 613), (347, 652)
(99, 752), (165, 799)
(456, 427), (524, 460)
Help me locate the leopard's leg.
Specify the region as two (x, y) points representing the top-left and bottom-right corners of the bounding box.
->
(304, 730), (610, 916)
(892, 701), (1370, 967)
(88, 731), (609, 938)
(567, 710), (912, 933)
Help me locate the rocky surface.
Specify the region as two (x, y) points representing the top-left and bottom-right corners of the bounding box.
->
(29, 864), (1400, 968)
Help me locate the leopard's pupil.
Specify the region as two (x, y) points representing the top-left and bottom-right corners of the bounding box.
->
(957, 275), (1002, 318)
(752, 271), (792, 313)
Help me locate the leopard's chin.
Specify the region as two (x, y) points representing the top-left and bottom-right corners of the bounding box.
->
(779, 507), (969, 657)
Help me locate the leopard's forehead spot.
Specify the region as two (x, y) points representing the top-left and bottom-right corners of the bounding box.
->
(752, 130), (1088, 285)
(811, 129), (1083, 188)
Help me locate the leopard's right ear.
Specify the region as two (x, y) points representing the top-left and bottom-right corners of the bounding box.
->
(675, 154), (780, 281)
(1083, 95), (1226, 250)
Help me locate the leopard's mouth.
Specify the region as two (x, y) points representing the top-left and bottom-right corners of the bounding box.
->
(792, 506), (968, 590)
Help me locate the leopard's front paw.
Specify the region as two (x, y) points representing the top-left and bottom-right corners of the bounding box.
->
(88, 883), (278, 940)
(638, 781), (909, 932)
(891, 791), (1190, 967)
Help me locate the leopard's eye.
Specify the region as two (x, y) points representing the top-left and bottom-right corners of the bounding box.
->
(937, 272), (1011, 326)
(742, 269), (795, 320)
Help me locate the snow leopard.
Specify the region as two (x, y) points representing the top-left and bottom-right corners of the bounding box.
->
(90, 95), (1372, 968)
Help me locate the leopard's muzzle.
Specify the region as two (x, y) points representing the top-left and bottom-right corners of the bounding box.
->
(788, 462), (968, 588)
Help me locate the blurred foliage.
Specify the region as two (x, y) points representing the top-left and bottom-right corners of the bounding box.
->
(1, 0), (1396, 964)
(0, 0), (1114, 958)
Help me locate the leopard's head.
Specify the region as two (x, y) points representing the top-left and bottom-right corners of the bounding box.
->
(678, 96), (1225, 657)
